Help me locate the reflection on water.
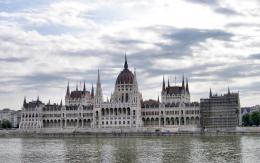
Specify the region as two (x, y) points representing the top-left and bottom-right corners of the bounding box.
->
(0, 135), (260, 163)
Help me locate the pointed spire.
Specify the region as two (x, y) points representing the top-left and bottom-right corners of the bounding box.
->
(124, 53), (128, 69)
(95, 69), (103, 104)
(91, 82), (94, 98)
(48, 99), (50, 104)
(210, 88), (212, 97)
(182, 75), (185, 89)
(23, 96), (26, 107)
(168, 77), (170, 87)
(162, 75), (165, 92)
(97, 69), (100, 84)
(186, 78), (189, 94)
(228, 87), (230, 95)
(66, 81), (70, 96)
(157, 96), (160, 103)
(83, 80), (86, 92)
(37, 96), (39, 102)
(60, 99), (63, 106)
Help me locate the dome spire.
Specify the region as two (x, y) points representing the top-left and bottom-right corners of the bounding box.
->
(124, 53), (128, 69)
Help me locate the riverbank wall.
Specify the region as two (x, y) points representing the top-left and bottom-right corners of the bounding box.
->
(1, 127), (260, 138)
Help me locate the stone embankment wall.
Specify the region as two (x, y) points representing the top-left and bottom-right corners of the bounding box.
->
(1, 127), (260, 138)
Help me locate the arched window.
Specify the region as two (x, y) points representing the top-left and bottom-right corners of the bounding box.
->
(126, 93), (129, 102)
(121, 94), (124, 103)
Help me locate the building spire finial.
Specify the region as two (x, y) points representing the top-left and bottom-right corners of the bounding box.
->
(91, 82), (94, 98)
(124, 53), (128, 69)
(210, 88), (212, 97)
(83, 80), (86, 92)
(95, 69), (103, 104)
(23, 96), (27, 107)
(162, 75), (165, 92)
(66, 81), (70, 96)
(182, 75), (185, 89)
(186, 77), (189, 94)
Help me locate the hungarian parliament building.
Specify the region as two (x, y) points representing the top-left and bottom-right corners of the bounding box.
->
(19, 57), (200, 132)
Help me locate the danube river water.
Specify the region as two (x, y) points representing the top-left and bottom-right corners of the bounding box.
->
(0, 135), (260, 163)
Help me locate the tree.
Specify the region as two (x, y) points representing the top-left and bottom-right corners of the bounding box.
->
(0, 120), (12, 128)
(242, 113), (251, 126)
(251, 112), (260, 126)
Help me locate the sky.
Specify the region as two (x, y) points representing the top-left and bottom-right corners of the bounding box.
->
(1, 0), (260, 109)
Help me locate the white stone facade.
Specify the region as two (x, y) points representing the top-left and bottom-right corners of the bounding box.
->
(19, 57), (200, 131)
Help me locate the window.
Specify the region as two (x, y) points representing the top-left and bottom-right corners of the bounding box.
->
(126, 93), (129, 102)
(121, 94), (124, 102)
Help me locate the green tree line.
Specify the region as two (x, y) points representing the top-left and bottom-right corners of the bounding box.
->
(0, 119), (12, 128)
(242, 112), (260, 126)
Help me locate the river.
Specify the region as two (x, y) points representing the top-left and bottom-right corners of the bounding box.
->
(0, 135), (260, 163)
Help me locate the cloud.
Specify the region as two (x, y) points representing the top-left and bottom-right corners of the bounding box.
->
(184, 0), (241, 16)
(248, 53), (260, 59)
(0, 57), (28, 62)
(0, 0), (260, 109)
(225, 23), (260, 28)
(214, 7), (241, 16)
(184, 0), (218, 5)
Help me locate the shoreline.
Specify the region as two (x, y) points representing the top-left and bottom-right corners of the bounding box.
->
(1, 127), (260, 138)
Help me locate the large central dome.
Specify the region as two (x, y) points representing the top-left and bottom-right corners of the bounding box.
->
(116, 56), (134, 84)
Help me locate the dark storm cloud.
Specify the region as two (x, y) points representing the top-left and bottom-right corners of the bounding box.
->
(184, 0), (241, 16)
(184, 0), (218, 5)
(193, 63), (260, 80)
(17, 73), (67, 87)
(56, 26), (233, 74)
(225, 23), (260, 28)
(0, 57), (29, 62)
(238, 81), (260, 93)
(102, 36), (145, 46)
(4, 24), (234, 94)
(248, 53), (260, 59)
(100, 25), (234, 86)
(57, 49), (107, 57)
(7, 68), (118, 92)
(214, 7), (241, 16)
(158, 27), (233, 57)
(106, 26), (233, 59)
